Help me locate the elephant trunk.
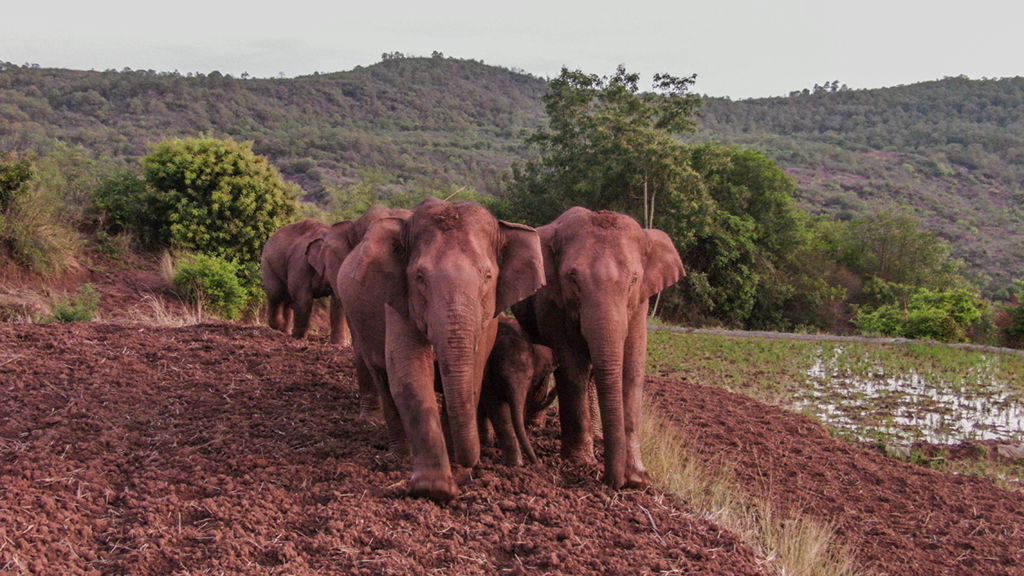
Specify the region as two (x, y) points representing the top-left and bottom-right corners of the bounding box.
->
(431, 305), (485, 469)
(580, 303), (629, 489)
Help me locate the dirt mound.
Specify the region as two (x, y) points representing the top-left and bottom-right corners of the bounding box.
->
(2, 321), (1023, 575)
(1, 323), (762, 575)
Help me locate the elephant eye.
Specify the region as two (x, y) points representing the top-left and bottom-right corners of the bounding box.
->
(630, 275), (638, 287)
(416, 270), (427, 286)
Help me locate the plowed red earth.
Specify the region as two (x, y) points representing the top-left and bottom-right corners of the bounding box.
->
(2, 319), (1023, 575)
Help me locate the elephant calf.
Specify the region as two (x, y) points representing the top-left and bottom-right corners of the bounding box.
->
(479, 316), (557, 466)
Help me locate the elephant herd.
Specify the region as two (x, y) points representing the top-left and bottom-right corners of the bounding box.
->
(260, 199), (685, 501)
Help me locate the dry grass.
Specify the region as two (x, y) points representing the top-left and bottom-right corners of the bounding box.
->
(641, 404), (860, 576)
(116, 293), (205, 327)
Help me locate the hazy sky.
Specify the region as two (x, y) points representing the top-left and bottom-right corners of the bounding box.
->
(3, 0), (1022, 99)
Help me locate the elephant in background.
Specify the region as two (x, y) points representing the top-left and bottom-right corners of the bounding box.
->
(479, 315), (557, 466)
(337, 198), (544, 501)
(260, 206), (404, 346)
(261, 219), (350, 344)
(513, 207), (685, 490)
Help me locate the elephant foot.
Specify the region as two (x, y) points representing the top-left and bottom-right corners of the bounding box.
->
(500, 452), (525, 467)
(622, 468), (650, 490)
(358, 398), (383, 421)
(561, 446), (597, 467)
(408, 471), (459, 502)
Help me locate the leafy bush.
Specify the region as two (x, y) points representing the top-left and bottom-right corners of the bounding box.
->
(1, 153), (81, 275)
(852, 282), (984, 343)
(47, 284), (100, 323)
(141, 137), (299, 265)
(172, 254), (249, 320)
(90, 170), (160, 245)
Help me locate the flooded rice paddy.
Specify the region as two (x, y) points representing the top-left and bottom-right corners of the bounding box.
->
(798, 346), (1024, 445)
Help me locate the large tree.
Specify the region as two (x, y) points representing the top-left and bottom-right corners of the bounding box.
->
(502, 66), (702, 228)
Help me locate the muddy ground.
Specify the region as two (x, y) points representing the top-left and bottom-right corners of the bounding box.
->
(2, 272), (1024, 575)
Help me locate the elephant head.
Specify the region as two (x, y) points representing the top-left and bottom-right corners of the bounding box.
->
(339, 198), (544, 500)
(517, 207), (685, 490)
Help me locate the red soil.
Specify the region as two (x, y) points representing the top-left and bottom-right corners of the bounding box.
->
(1, 274), (1023, 574)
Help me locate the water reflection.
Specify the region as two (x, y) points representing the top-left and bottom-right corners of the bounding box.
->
(798, 347), (1024, 444)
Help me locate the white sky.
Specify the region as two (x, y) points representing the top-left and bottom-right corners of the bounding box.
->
(2, 0), (1022, 99)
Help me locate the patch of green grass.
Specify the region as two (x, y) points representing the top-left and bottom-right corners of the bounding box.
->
(45, 284), (100, 323)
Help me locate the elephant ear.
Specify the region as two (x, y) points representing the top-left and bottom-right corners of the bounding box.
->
(305, 237), (328, 282)
(641, 228), (686, 300)
(346, 217), (411, 319)
(534, 223), (563, 307)
(495, 221), (546, 315)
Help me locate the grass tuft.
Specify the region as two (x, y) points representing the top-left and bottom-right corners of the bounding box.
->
(642, 403), (861, 576)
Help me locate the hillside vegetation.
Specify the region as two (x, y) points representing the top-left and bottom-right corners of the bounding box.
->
(694, 77), (1024, 291)
(3, 58), (1022, 290)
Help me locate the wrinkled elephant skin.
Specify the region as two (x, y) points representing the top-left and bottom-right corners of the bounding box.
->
(513, 207), (685, 490)
(337, 199), (545, 501)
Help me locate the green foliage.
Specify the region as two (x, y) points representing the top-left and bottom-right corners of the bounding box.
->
(172, 254), (249, 320)
(852, 281), (984, 342)
(0, 153), (81, 274)
(502, 65), (701, 227)
(0, 152), (33, 214)
(831, 212), (961, 288)
(47, 284), (99, 323)
(140, 136), (299, 264)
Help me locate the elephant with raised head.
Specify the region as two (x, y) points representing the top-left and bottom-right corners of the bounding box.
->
(512, 207), (685, 490)
(479, 315), (557, 466)
(337, 198), (545, 501)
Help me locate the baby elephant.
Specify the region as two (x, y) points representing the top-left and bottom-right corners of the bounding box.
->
(480, 316), (557, 466)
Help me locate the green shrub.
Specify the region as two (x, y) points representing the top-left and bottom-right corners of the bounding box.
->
(141, 137), (299, 264)
(48, 284), (100, 323)
(172, 254), (249, 320)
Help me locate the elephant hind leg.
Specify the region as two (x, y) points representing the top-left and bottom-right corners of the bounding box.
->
(267, 294), (292, 334)
(290, 295), (315, 339)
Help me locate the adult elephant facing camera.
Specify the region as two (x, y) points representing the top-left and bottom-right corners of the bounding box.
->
(512, 207), (685, 490)
(337, 199), (545, 501)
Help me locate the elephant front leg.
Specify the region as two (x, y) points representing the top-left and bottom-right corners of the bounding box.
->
(620, 306), (651, 489)
(354, 354), (382, 421)
(329, 295), (351, 346)
(385, 306), (457, 501)
(290, 293), (315, 339)
(553, 362), (597, 466)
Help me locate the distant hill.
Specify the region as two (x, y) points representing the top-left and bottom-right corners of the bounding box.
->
(1, 58), (1022, 291)
(0, 56), (548, 198)
(692, 76), (1024, 292)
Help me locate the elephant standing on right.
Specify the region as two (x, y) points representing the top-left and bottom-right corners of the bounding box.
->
(512, 207), (685, 490)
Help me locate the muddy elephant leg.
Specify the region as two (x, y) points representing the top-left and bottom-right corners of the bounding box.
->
(509, 384), (538, 465)
(355, 354), (382, 421)
(621, 304), (650, 489)
(552, 354), (597, 466)
(329, 294), (351, 346)
(267, 296), (288, 333)
(290, 292), (315, 339)
(384, 305), (457, 501)
(484, 394), (523, 467)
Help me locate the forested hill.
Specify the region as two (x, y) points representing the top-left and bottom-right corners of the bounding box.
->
(693, 76), (1024, 290)
(1, 57), (1023, 289)
(0, 56), (548, 198)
